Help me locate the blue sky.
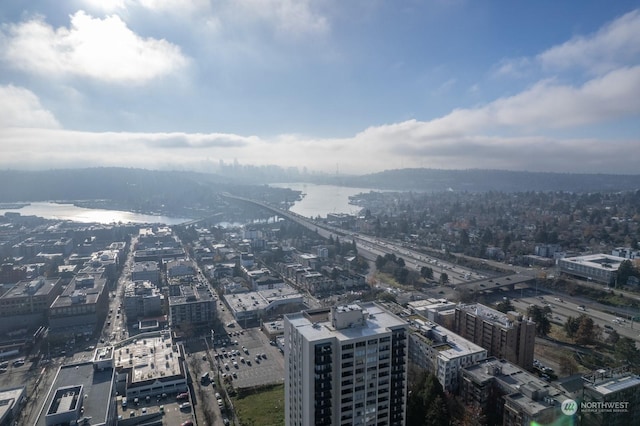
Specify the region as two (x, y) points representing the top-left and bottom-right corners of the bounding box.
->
(1, 1), (639, 174)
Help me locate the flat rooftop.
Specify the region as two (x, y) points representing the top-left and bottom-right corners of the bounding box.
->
(586, 374), (640, 396)
(225, 285), (302, 314)
(286, 302), (408, 342)
(35, 362), (114, 426)
(560, 254), (625, 270)
(412, 319), (486, 360)
(114, 332), (184, 385)
(2, 277), (59, 299)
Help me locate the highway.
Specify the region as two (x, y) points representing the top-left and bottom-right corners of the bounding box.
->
(221, 193), (483, 285)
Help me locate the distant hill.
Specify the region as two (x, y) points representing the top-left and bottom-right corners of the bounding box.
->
(0, 168), (231, 202)
(317, 168), (640, 193)
(1, 168), (638, 208)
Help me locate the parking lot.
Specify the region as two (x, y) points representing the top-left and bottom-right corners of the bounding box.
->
(209, 325), (285, 390)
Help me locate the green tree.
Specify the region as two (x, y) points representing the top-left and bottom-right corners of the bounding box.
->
(527, 305), (552, 336)
(439, 273), (449, 285)
(407, 372), (450, 426)
(615, 337), (640, 367)
(495, 298), (515, 313)
(617, 260), (638, 287)
(420, 266), (433, 280)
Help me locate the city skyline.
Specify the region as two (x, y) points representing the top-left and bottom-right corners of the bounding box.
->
(1, 1), (639, 175)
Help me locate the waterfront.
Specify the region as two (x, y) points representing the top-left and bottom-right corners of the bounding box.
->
(270, 183), (373, 219)
(0, 202), (189, 225)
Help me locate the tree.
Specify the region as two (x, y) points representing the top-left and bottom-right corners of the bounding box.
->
(407, 372), (450, 426)
(564, 316), (580, 338)
(527, 305), (551, 336)
(575, 316), (594, 345)
(615, 337), (640, 367)
(439, 273), (449, 285)
(558, 354), (579, 375)
(617, 260), (638, 287)
(495, 298), (515, 313)
(420, 266), (433, 280)
(606, 329), (620, 345)
(460, 229), (470, 248)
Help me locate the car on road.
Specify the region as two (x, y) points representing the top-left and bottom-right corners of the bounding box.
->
(179, 402), (192, 410)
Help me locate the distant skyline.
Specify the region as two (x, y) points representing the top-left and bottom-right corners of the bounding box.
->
(1, 1), (639, 175)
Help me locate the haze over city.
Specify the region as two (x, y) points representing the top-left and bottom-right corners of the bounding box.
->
(1, 1), (639, 175)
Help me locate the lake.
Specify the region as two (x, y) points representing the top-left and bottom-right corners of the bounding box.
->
(271, 183), (374, 218)
(0, 202), (190, 225)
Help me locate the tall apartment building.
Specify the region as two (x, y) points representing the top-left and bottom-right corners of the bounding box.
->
(284, 302), (409, 426)
(453, 304), (536, 369)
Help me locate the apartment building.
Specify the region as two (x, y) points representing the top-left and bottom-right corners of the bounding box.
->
(131, 261), (160, 286)
(460, 358), (570, 426)
(48, 274), (109, 340)
(0, 276), (63, 334)
(408, 318), (487, 392)
(453, 304), (536, 369)
(285, 302), (409, 426)
(580, 368), (640, 426)
(168, 282), (216, 329)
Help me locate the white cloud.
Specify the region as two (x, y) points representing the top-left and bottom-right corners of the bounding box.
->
(538, 9), (640, 74)
(1, 11), (188, 84)
(0, 85), (60, 129)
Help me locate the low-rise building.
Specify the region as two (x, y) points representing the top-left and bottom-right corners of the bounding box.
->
(580, 368), (640, 426)
(460, 358), (570, 426)
(131, 261), (160, 286)
(48, 274), (109, 340)
(0, 386), (26, 426)
(557, 254), (624, 285)
(0, 276), (62, 335)
(35, 360), (116, 426)
(113, 331), (188, 399)
(168, 282), (216, 329)
(224, 285), (304, 326)
(123, 280), (163, 322)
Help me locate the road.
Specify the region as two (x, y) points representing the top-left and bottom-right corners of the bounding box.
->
(222, 193), (484, 285)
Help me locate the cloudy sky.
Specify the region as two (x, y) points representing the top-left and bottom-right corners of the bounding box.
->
(1, 1), (639, 175)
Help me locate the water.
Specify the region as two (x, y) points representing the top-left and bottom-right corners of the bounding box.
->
(0, 202), (190, 225)
(270, 183), (373, 219)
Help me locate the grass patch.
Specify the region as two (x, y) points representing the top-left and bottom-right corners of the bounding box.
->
(233, 383), (285, 426)
(373, 272), (412, 291)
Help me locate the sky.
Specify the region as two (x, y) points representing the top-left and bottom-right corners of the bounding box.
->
(1, 1), (639, 175)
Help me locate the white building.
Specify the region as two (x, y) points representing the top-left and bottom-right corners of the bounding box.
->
(285, 302), (409, 426)
(557, 254), (624, 285)
(408, 318), (487, 392)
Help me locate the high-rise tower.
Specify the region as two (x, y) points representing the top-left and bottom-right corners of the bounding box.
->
(285, 302), (409, 426)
